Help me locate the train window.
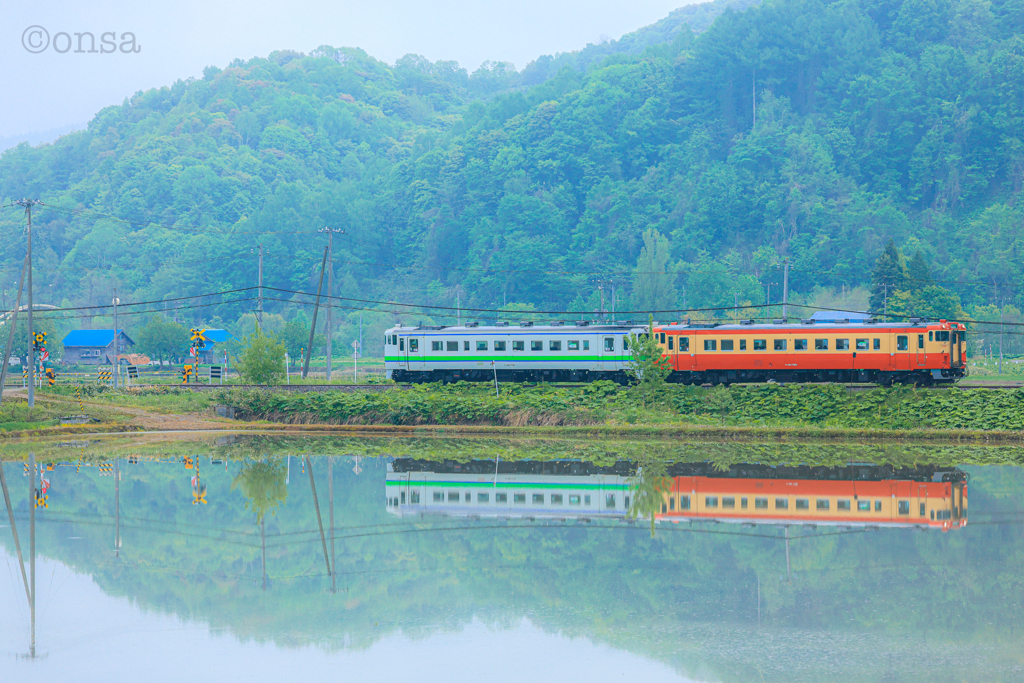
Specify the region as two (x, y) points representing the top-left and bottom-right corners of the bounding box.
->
(514, 494), (526, 504)
(754, 339), (767, 350)
(568, 340), (579, 350)
(411, 492), (420, 504)
(549, 341), (561, 351)
(433, 492), (443, 502)
(815, 339), (828, 350)
(705, 496), (718, 508)
(874, 338), (880, 350)
(465, 492), (471, 502)
(755, 497), (768, 509)
(513, 341), (525, 351)
(918, 334), (925, 349)
(569, 495), (581, 505)
(624, 495), (630, 509)
(668, 496), (675, 511)
(532, 341), (543, 351)
(920, 502), (926, 516)
(928, 331), (933, 341)
(930, 510), (935, 520)
(898, 500), (909, 515)
(660, 332), (666, 344)
(739, 339), (747, 350)
(704, 339), (717, 351)
(400, 338), (405, 351)
(680, 495), (690, 510)
(604, 338), (614, 352)
(496, 493), (508, 503)
(935, 331), (950, 341)
(623, 338), (629, 351)
(837, 499), (851, 511)
(856, 339), (869, 350)
(495, 341), (507, 351)
(533, 494), (544, 504)
(401, 491), (406, 504)
(585, 495), (591, 505)
(897, 335), (908, 350)
(606, 494), (617, 509)
(775, 498), (789, 509)
(432, 341), (443, 351)
(774, 339), (787, 351)
(477, 341), (488, 351)
(721, 339), (734, 351)
(447, 341), (458, 351)
(409, 339), (418, 351)
(875, 500), (882, 511)
(857, 500), (871, 512)
(464, 341), (470, 351)
(722, 497), (735, 509)
(551, 494), (563, 505)
(478, 493), (489, 503)
(794, 339), (807, 350)
(816, 499), (829, 510)
(741, 497), (748, 509)
(448, 491), (460, 502)
(583, 340), (590, 350)
(836, 339), (850, 350)
(795, 498), (809, 510)
(668, 337), (674, 350)
(681, 338), (690, 351)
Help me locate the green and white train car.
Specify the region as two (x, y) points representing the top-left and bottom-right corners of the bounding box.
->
(383, 322), (646, 383)
(385, 464), (633, 520)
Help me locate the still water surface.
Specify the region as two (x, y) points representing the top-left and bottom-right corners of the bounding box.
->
(2, 435), (1022, 682)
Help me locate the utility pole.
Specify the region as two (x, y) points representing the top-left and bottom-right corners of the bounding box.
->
(14, 200), (40, 408)
(112, 288), (119, 389)
(883, 283), (888, 318)
(781, 258), (789, 321)
(999, 300), (1004, 375)
(456, 287), (461, 326)
(319, 228), (343, 381)
(302, 247), (329, 378)
(256, 244), (264, 331)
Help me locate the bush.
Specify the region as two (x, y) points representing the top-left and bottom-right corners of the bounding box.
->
(233, 331), (286, 385)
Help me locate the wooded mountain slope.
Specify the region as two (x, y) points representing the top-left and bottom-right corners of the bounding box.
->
(0, 0), (1021, 354)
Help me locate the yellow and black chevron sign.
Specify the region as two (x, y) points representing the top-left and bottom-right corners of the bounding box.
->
(97, 369), (112, 382)
(98, 463), (114, 476)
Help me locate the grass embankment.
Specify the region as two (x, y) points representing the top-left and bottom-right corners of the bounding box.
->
(211, 381), (1024, 441)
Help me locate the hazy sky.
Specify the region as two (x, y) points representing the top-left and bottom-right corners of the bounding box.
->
(0, 0), (695, 139)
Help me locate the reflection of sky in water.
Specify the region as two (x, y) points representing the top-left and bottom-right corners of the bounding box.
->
(0, 553), (699, 682)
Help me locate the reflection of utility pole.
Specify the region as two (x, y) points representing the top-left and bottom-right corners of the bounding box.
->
(328, 456), (336, 594)
(261, 516), (267, 591)
(306, 456), (332, 578)
(0, 459), (30, 604)
(115, 458), (121, 556)
(784, 526), (791, 582)
(999, 300), (1004, 375)
(29, 452), (36, 657)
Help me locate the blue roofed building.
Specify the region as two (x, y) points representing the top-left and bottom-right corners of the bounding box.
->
(62, 329), (135, 365)
(194, 329), (238, 363)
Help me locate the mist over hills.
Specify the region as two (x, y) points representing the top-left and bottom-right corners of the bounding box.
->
(0, 0), (1021, 356)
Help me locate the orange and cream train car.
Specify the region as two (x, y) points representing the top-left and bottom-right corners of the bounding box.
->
(656, 469), (968, 531)
(651, 318), (967, 385)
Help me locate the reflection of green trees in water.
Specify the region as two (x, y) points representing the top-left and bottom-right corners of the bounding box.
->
(628, 457), (670, 538)
(231, 459), (288, 522)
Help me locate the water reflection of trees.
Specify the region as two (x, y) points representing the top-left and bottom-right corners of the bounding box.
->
(231, 459), (288, 523)
(628, 457), (670, 537)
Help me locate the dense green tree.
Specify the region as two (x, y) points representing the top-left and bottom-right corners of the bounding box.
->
(234, 331), (286, 384)
(632, 229), (676, 314)
(869, 239), (909, 314)
(906, 250), (933, 289)
(135, 316), (189, 365)
(886, 284), (968, 321)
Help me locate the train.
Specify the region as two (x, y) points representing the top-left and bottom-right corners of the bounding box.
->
(383, 318), (967, 385)
(384, 459), (968, 531)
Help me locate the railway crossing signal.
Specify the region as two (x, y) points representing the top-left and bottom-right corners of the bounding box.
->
(34, 492), (48, 509)
(33, 331), (46, 351)
(192, 485), (207, 505)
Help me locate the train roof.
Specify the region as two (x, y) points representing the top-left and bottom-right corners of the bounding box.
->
(657, 318), (963, 331)
(388, 322), (646, 333)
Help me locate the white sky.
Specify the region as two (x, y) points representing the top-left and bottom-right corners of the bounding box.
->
(0, 0), (696, 139)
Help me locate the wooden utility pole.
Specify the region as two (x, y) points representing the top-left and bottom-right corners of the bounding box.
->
(256, 244), (264, 331)
(319, 228), (342, 381)
(13, 200), (40, 407)
(302, 247), (329, 378)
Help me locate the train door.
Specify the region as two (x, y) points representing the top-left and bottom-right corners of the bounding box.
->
(915, 333), (926, 369)
(407, 334), (424, 371)
(914, 484), (928, 523)
(601, 334), (617, 372)
(893, 333), (911, 371)
(952, 330), (964, 369)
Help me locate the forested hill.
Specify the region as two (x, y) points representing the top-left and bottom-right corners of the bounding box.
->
(0, 0), (1022, 356)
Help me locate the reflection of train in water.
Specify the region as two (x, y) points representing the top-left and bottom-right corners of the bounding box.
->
(656, 463), (968, 532)
(386, 460), (967, 531)
(386, 459), (634, 519)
